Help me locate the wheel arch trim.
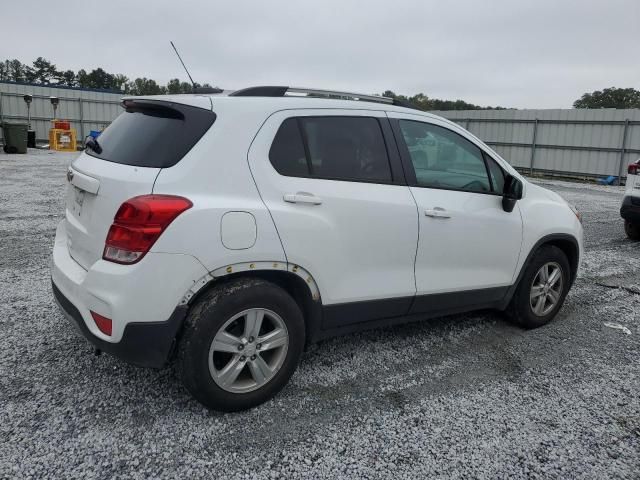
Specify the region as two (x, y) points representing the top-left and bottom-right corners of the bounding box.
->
(179, 261), (323, 346)
(180, 261), (321, 305)
(501, 233), (580, 309)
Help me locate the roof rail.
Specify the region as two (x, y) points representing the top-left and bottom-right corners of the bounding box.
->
(229, 85), (421, 110)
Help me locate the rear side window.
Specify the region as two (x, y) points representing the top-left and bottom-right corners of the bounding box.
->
(86, 100), (216, 168)
(269, 116), (392, 183)
(268, 118), (308, 177)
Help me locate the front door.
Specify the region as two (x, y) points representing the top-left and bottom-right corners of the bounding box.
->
(388, 113), (523, 313)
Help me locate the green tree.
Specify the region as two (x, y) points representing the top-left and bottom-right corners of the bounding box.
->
(166, 78), (182, 94)
(76, 69), (89, 87)
(165, 79), (215, 94)
(127, 77), (167, 96)
(77, 68), (117, 90)
(56, 70), (77, 87)
(28, 57), (60, 84)
(573, 87), (640, 109)
(112, 74), (129, 91)
(382, 90), (506, 110)
(7, 59), (26, 82)
(0, 61), (8, 81)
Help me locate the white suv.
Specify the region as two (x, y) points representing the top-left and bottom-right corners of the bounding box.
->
(51, 86), (584, 411)
(621, 158), (640, 240)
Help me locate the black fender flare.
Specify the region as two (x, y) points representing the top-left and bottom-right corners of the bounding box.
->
(499, 233), (580, 309)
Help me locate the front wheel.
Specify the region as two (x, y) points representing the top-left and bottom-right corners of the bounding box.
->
(625, 220), (640, 240)
(177, 278), (305, 412)
(506, 245), (571, 329)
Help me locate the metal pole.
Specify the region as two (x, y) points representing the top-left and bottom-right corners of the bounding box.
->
(0, 91), (3, 144)
(79, 98), (85, 144)
(529, 119), (539, 175)
(465, 119), (470, 131)
(617, 119), (630, 186)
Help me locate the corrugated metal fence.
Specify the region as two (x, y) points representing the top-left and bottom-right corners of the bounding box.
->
(2, 82), (639, 182)
(0, 81), (122, 143)
(431, 109), (640, 181)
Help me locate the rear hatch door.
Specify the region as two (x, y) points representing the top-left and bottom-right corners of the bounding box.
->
(65, 98), (216, 270)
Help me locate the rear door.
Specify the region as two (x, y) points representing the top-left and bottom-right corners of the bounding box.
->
(248, 109), (419, 328)
(65, 99), (215, 270)
(387, 112), (523, 312)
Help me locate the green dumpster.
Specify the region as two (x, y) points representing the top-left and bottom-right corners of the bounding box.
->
(2, 122), (29, 154)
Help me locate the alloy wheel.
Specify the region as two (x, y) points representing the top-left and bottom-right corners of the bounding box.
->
(208, 308), (289, 393)
(529, 262), (564, 316)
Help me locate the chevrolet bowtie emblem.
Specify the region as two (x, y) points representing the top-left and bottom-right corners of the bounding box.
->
(67, 169), (74, 183)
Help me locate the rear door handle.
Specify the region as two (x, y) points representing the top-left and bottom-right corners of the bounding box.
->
(283, 192), (323, 205)
(424, 207), (451, 219)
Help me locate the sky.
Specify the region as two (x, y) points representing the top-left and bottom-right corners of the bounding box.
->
(2, 0), (639, 109)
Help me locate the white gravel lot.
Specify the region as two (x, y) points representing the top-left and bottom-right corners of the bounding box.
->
(1, 150), (639, 479)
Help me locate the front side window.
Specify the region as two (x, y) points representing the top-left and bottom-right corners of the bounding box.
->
(399, 120), (491, 193)
(269, 116), (392, 183)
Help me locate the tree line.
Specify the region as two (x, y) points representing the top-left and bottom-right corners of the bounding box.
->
(0, 57), (214, 95)
(381, 91), (507, 111)
(0, 57), (503, 108)
(1, 57), (639, 109)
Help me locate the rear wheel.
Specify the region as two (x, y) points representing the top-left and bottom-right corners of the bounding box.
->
(506, 245), (571, 328)
(624, 220), (640, 240)
(177, 278), (305, 412)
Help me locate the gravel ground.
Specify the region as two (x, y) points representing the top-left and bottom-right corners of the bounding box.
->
(1, 150), (639, 479)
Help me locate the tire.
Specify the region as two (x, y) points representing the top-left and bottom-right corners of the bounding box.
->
(624, 220), (640, 241)
(177, 277), (305, 412)
(2, 145), (8, 154)
(506, 245), (571, 329)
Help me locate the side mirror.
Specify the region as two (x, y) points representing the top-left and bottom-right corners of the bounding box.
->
(502, 174), (523, 213)
(84, 136), (102, 154)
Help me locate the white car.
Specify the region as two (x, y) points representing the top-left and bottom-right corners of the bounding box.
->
(621, 158), (640, 240)
(51, 87), (584, 411)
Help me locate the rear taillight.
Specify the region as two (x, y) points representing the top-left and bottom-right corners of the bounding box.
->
(91, 311), (112, 336)
(103, 195), (192, 264)
(629, 163), (640, 175)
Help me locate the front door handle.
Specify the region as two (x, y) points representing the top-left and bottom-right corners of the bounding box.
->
(283, 192), (323, 205)
(424, 207), (451, 219)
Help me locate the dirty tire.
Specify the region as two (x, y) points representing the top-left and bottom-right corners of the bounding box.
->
(624, 220), (640, 241)
(177, 277), (305, 412)
(506, 245), (571, 329)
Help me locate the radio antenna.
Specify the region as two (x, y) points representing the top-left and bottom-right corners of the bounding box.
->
(169, 41), (223, 94)
(170, 40), (196, 89)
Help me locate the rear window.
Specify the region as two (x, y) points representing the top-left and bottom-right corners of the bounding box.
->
(86, 100), (216, 168)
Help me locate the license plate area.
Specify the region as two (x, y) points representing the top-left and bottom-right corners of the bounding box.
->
(71, 186), (85, 217)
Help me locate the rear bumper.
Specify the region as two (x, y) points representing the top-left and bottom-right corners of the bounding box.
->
(52, 281), (186, 368)
(51, 219), (208, 367)
(620, 195), (640, 223)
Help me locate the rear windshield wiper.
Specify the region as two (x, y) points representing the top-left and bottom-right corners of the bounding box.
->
(85, 136), (102, 154)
